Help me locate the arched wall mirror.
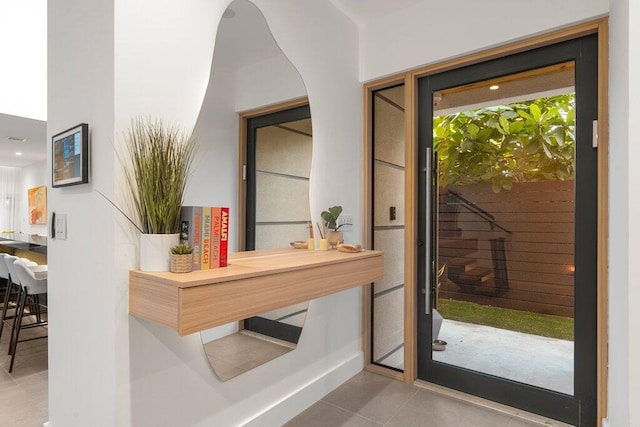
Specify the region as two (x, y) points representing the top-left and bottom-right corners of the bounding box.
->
(197, 0), (311, 382)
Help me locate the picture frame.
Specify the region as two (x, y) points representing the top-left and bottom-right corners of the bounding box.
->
(52, 123), (89, 188)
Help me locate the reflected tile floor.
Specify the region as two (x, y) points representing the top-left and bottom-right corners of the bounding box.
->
(285, 371), (574, 427)
(203, 330), (294, 381)
(0, 317), (48, 427)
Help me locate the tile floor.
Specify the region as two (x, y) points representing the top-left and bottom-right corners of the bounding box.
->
(0, 321), (574, 427)
(285, 371), (573, 427)
(0, 318), (48, 427)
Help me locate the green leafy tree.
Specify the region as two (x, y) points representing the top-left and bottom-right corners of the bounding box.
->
(434, 94), (575, 192)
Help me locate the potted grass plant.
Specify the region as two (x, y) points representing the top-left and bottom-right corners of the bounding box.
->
(122, 117), (197, 272)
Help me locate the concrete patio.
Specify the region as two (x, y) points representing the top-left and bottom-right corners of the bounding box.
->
(433, 319), (574, 395)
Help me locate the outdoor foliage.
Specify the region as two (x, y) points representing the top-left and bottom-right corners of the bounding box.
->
(434, 94), (575, 192)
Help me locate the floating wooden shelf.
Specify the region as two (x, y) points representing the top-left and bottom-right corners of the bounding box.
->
(129, 248), (383, 335)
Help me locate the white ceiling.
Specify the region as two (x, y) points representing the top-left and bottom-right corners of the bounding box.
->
(0, 0), (414, 169)
(0, 113), (47, 168)
(328, 0), (426, 26)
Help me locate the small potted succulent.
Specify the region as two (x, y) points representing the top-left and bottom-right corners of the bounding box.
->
(170, 244), (194, 273)
(321, 205), (347, 248)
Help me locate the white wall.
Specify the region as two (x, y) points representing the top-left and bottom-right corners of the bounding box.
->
(359, 2), (640, 426)
(359, 0), (609, 82)
(609, 0), (638, 425)
(126, 1), (362, 425)
(48, 0), (640, 426)
(49, 0), (362, 426)
(16, 160), (47, 236)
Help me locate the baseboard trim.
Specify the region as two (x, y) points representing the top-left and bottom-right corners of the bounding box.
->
(243, 352), (364, 426)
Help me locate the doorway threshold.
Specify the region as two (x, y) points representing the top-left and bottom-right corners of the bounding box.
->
(414, 379), (575, 427)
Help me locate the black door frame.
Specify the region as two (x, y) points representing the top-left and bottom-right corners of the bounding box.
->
(417, 35), (598, 426)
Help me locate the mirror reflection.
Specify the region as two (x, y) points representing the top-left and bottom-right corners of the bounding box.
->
(199, 0), (311, 382)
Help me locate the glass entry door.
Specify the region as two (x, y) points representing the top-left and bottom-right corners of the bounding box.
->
(417, 35), (598, 426)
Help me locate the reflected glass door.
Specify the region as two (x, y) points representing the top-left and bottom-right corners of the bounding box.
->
(417, 35), (597, 426)
(245, 104), (312, 343)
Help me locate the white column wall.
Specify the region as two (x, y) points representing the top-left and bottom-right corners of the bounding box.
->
(609, 0), (639, 425)
(627, 4), (640, 424)
(47, 0), (117, 424)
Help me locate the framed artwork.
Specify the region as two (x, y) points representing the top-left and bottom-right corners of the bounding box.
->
(28, 186), (47, 225)
(52, 123), (89, 187)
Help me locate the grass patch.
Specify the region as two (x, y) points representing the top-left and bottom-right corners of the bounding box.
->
(437, 299), (574, 341)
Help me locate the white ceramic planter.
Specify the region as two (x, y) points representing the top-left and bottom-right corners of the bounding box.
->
(140, 233), (179, 272)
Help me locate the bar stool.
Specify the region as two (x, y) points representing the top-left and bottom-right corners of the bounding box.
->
(2, 256), (36, 352)
(0, 253), (12, 339)
(0, 254), (23, 340)
(0, 252), (9, 287)
(9, 259), (47, 372)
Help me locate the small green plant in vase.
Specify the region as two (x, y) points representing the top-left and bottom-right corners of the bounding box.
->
(170, 244), (194, 273)
(321, 205), (346, 248)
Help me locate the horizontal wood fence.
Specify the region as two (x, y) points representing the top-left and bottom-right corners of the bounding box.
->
(438, 180), (575, 318)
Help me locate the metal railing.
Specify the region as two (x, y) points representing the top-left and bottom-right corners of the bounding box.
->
(446, 190), (512, 235)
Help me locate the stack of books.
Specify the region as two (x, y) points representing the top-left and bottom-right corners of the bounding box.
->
(180, 206), (229, 270)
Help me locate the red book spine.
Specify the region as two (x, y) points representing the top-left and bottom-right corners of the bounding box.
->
(220, 207), (229, 267)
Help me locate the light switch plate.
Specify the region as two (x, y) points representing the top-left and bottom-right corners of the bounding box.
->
(55, 213), (67, 240)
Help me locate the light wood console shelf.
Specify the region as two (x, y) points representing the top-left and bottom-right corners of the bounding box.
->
(129, 248), (383, 335)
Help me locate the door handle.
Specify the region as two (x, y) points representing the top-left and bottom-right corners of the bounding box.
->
(425, 147), (432, 315)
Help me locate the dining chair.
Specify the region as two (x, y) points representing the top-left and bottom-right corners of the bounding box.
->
(9, 259), (47, 372)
